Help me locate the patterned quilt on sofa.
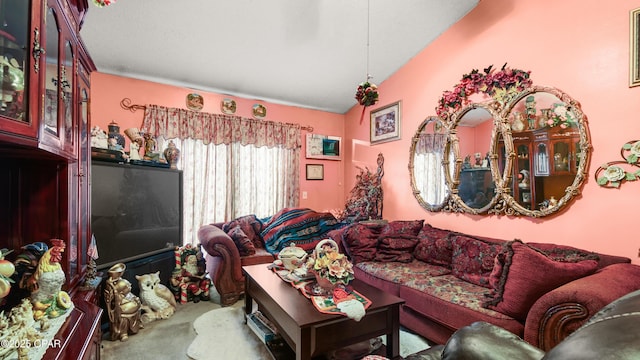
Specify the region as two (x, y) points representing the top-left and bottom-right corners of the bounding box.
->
(261, 207), (346, 254)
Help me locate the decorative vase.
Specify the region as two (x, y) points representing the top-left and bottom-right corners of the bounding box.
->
(511, 111), (526, 132)
(163, 140), (180, 169)
(107, 121), (126, 148)
(539, 108), (552, 128)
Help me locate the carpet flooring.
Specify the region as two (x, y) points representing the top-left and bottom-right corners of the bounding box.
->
(101, 288), (431, 360)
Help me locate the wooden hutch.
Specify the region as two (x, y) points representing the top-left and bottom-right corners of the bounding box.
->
(0, 0), (101, 359)
(499, 125), (581, 210)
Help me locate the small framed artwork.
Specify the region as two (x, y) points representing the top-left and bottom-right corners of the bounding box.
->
(305, 133), (342, 160)
(306, 164), (324, 180)
(370, 101), (401, 144)
(631, 7), (640, 87)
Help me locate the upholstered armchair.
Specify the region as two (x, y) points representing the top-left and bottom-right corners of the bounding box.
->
(198, 223), (274, 306)
(198, 209), (346, 306)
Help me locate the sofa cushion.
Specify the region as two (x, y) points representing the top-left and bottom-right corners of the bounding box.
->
(484, 240), (599, 321)
(451, 234), (503, 288)
(341, 223), (382, 263)
(261, 208), (344, 253)
(356, 259), (451, 286)
(400, 274), (524, 338)
(376, 236), (419, 263)
(226, 225), (256, 256)
(222, 214), (263, 249)
(414, 224), (454, 267)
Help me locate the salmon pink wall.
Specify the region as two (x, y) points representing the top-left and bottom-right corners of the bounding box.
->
(343, 0), (640, 263)
(90, 72), (346, 214)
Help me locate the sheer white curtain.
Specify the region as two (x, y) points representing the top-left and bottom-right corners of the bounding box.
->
(414, 133), (450, 205)
(158, 137), (299, 245)
(143, 104), (301, 246)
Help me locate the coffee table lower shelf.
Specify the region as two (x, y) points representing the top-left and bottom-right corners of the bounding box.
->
(243, 264), (404, 360)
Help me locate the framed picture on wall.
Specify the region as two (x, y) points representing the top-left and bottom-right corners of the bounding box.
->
(631, 7), (640, 87)
(306, 164), (324, 180)
(306, 134), (342, 160)
(370, 101), (401, 145)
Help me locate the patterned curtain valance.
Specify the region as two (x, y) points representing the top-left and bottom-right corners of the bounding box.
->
(141, 104), (301, 149)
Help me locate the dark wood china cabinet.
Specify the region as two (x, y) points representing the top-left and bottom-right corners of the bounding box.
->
(0, 0), (101, 359)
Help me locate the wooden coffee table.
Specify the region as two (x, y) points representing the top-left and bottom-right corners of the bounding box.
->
(243, 263), (405, 360)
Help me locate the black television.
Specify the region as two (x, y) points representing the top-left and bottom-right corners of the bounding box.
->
(91, 161), (183, 269)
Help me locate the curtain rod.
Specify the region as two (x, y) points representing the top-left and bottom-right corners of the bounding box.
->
(120, 98), (314, 132)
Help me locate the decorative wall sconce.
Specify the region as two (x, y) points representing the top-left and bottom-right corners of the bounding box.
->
(595, 140), (640, 188)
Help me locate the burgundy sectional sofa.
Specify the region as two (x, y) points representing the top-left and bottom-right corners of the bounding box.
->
(328, 220), (640, 351)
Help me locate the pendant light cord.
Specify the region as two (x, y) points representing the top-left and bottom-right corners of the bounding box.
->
(366, 0), (371, 81)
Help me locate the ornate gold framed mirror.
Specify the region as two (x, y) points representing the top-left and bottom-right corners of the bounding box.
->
(409, 116), (450, 211)
(410, 72), (592, 217)
(497, 86), (592, 217)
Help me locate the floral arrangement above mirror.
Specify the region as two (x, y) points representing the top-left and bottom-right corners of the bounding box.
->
(594, 140), (640, 188)
(436, 64), (532, 119)
(409, 64), (592, 217)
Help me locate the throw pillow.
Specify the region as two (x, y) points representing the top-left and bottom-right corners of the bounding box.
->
(484, 240), (599, 321)
(527, 242), (600, 263)
(226, 225), (256, 256)
(450, 234), (503, 288)
(413, 224), (454, 267)
(379, 220), (424, 237)
(341, 223), (382, 263)
(222, 214), (263, 249)
(374, 250), (413, 263)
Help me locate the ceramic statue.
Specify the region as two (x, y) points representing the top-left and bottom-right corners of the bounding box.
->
(136, 272), (176, 323)
(104, 263), (143, 341)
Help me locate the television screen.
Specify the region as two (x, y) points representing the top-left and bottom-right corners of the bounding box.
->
(91, 161), (183, 269)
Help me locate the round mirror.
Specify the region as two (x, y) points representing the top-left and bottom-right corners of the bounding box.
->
(448, 103), (502, 214)
(409, 116), (450, 211)
(498, 86), (591, 216)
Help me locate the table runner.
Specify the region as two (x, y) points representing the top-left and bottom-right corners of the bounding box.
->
(268, 264), (371, 319)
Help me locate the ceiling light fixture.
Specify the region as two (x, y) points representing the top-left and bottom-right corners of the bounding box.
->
(354, 0), (379, 124)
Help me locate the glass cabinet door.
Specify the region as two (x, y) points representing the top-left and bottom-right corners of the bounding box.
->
(44, 6), (60, 137)
(535, 142), (549, 176)
(552, 141), (570, 173)
(0, 1), (29, 123)
(62, 39), (74, 153)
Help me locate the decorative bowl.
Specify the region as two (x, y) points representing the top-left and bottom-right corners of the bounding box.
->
(277, 243), (308, 271)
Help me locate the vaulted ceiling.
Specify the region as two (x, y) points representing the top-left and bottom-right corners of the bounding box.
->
(80, 0), (479, 114)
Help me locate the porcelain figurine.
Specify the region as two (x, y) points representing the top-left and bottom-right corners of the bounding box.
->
(136, 272), (176, 323)
(124, 127), (144, 160)
(27, 239), (73, 319)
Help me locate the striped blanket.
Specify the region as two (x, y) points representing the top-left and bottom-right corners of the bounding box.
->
(261, 208), (345, 254)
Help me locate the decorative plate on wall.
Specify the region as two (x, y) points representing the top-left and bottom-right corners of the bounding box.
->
(253, 104), (267, 118)
(186, 93), (204, 111)
(221, 98), (237, 114)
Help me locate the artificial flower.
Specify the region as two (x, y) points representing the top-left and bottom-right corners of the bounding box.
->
(355, 81), (379, 107)
(547, 103), (577, 129)
(629, 141), (640, 159)
(436, 63), (532, 118)
(92, 0), (116, 8)
(603, 165), (626, 182)
(309, 244), (354, 285)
